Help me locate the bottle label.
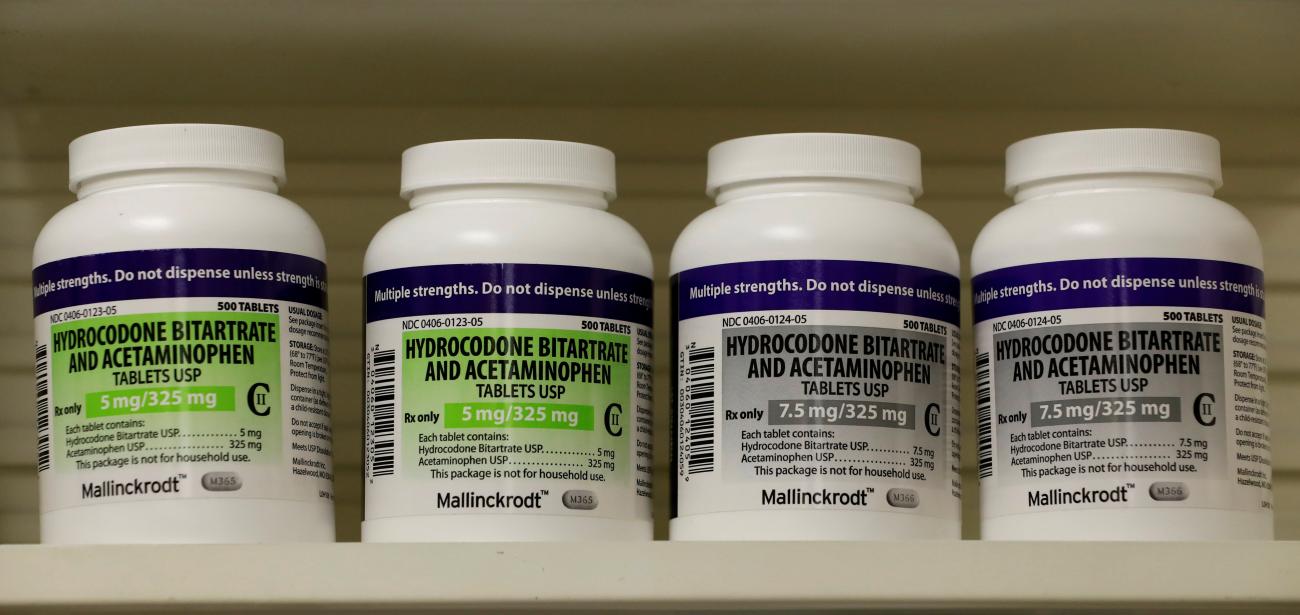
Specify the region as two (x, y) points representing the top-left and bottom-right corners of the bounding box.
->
(32, 248), (332, 512)
(973, 257), (1270, 519)
(362, 263), (654, 522)
(671, 260), (962, 520)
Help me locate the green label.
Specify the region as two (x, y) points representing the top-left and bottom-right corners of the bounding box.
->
(400, 327), (632, 482)
(443, 402), (594, 430)
(49, 312), (282, 471)
(86, 386), (236, 418)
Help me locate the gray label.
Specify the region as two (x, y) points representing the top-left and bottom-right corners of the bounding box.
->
(767, 400), (916, 429)
(720, 324), (951, 483)
(992, 322), (1226, 487)
(1030, 397), (1181, 427)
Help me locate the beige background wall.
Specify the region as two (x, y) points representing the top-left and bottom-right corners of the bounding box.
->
(2, 1), (1299, 542)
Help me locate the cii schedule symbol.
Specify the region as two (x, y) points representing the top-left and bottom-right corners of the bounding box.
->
(604, 403), (623, 436)
(248, 383), (271, 416)
(925, 403), (942, 436)
(1194, 393), (1216, 426)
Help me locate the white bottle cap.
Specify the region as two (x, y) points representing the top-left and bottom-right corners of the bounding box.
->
(706, 133), (923, 197)
(1005, 128), (1223, 195)
(400, 139), (617, 200)
(68, 124), (286, 192)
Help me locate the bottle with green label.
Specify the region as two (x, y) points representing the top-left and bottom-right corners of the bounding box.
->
(362, 139), (654, 541)
(33, 124), (335, 543)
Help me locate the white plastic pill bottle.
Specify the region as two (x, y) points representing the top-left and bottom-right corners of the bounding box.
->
(362, 139), (654, 542)
(33, 124), (335, 544)
(973, 128), (1271, 540)
(670, 133), (962, 540)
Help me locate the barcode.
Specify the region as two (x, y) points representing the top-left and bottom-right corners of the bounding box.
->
(34, 343), (51, 473)
(976, 350), (993, 479)
(367, 348), (397, 478)
(685, 345), (716, 475)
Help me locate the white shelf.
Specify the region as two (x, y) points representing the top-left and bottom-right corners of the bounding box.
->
(1, 542), (1297, 612)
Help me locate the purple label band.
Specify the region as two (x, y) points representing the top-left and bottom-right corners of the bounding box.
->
(33, 248), (328, 316)
(674, 260), (961, 325)
(972, 257), (1265, 322)
(364, 263), (654, 327)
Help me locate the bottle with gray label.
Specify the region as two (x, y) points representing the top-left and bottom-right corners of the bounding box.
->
(671, 133), (962, 540)
(973, 129), (1271, 540)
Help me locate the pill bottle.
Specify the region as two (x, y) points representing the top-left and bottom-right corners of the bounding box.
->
(973, 128), (1271, 540)
(361, 139), (654, 542)
(670, 133), (962, 540)
(33, 124), (335, 544)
